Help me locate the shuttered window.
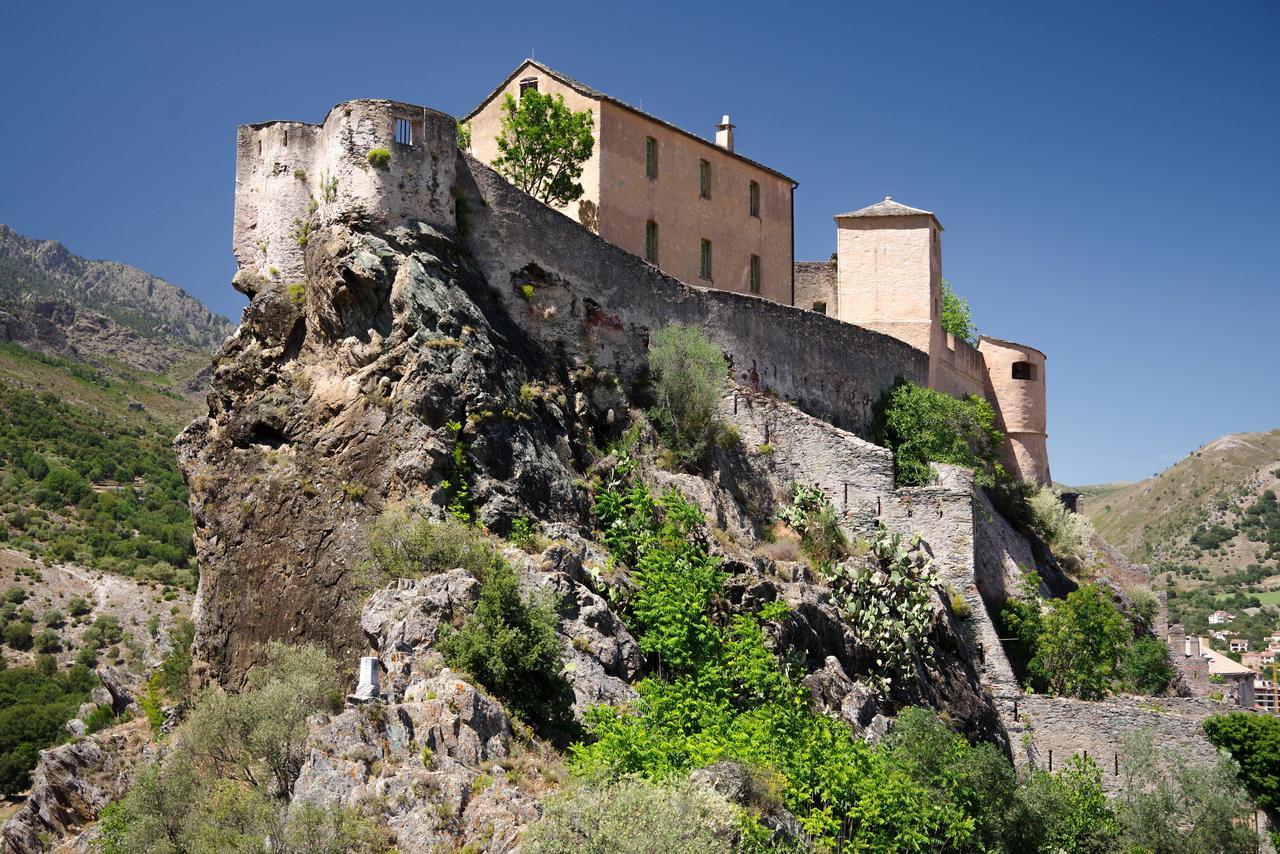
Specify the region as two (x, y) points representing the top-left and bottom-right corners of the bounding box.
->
(699, 160), (711, 199)
(645, 221), (659, 264)
(645, 137), (658, 178)
(749, 181), (760, 217)
(700, 239), (712, 280)
(749, 254), (761, 294)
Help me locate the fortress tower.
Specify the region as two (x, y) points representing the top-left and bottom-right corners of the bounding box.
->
(798, 196), (1052, 484)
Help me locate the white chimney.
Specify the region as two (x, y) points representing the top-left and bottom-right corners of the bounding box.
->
(715, 115), (734, 152)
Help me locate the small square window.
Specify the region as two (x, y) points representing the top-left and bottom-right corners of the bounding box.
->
(394, 118), (413, 146)
(749, 254), (761, 294)
(749, 181), (760, 217)
(645, 137), (658, 179)
(700, 239), (713, 280)
(1012, 362), (1036, 381)
(812, 301), (827, 315)
(699, 160), (711, 199)
(519, 77), (539, 96)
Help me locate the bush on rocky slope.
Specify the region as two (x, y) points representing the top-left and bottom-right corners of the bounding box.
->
(872, 378), (1003, 487)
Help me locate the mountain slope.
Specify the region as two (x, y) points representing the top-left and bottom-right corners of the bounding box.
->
(0, 224), (233, 350)
(1081, 429), (1280, 580)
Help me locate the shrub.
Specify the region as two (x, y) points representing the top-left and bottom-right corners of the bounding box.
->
(1203, 712), (1280, 816)
(1025, 483), (1093, 570)
(1017, 755), (1118, 854)
(366, 511), (500, 582)
(366, 147), (391, 169)
(3, 620), (32, 650)
(1120, 636), (1175, 695)
(940, 280), (977, 344)
(646, 324), (727, 469)
(775, 482), (846, 567)
(524, 777), (740, 853)
(286, 282), (306, 307)
(0, 663), (95, 794)
(872, 378), (1003, 486)
(1029, 583), (1130, 699)
(67, 595), (92, 617)
(455, 120), (472, 151)
(84, 703), (118, 734)
(83, 614), (124, 649)
(1115, 729), (1255, 853)
(439, 560), (568, 730)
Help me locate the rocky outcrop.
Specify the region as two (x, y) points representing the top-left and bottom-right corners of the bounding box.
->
(291, 670), (544, 853)
(2, 719), (152, 854)
(178, 223), (615, 685)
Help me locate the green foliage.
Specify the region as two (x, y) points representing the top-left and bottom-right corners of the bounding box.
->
(366, 510), (500, 582)
(1024, 482), (1093, 570)
(84, 703), (120, 734)
(0, 662), (95, 794)
(1018, 755), (1119, 854)
(508, 515), (538, 552)
(439, 420), (474, 524)
(940, 280), (977, 344)
(873, 377), (1004, 486)
(1005, 577), (1173, 700)
(439, 560), (568, 731)
(84, 613), (123, 649)
(3, 619), (32, 650)
(286, 281), (306, 307)
(1203, 711), (1280, 816)
(524, 777), (741, 853)
(1030, 583), (1130, 699)
(1114, 729), (1256, 853)
(646, 324), (728, 469)
(0, 384), (196, 588)
(67, 595), (92, 617)
(365, 147), (391, 169)
(580, 460), (975, 848)
(826, 526), (939, 692)
(455, 120), (472, 151)
(519, 282), (535, 301)
(775, 482), (846, 567)
(492, 90), (595, 206)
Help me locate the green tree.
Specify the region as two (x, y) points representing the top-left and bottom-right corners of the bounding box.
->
(646, 324), (728, 468)
(940, 280), (976, 343)
(872, 378), (1004, 486)
(492, 90), (595, 206)
(1030, 584), (1130, 699)
(1203, 711), (1280, 816)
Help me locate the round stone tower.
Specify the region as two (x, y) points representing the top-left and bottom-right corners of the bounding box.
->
(977, 336), (1050, 484)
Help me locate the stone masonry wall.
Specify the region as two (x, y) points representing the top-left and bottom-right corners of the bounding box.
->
(1017, 696), (1227, 794)
(456, 153), (927, 439)
(793, 259), (837, 314)
(717, 389), (1022, 705)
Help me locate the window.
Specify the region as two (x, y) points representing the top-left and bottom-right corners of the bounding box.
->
(749, 254), (761, 294)
(645, 137), (658, 179)
(519, 77), (539, 96)
(394, 118), (413, 146)
(700, 239), (712, 280)
(749, 181), (760, 217)
(645, 220), (659, 264)
(812, 301), (827, 315)
(1012, 361), (1036, 381)
(699, 159), (711, 199)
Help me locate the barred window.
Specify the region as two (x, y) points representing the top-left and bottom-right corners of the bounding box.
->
(395, 118), (413, 146)
(1012, 362), (1036, 381)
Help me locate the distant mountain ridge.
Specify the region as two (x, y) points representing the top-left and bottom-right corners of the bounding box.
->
(1079, 429), (1280, 579)
(0, 224), (233, 351)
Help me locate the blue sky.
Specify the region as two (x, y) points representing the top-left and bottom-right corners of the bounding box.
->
(2, 1), (1276, 485)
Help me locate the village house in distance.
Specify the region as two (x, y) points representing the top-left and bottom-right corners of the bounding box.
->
(466, 59), (1051, 484)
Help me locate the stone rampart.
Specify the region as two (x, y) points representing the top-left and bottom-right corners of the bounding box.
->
(1017, 695), (1229, 793)
(793, 260), (837, 314)
(234, 100), (457, 285)
(456, 153), (927, 439)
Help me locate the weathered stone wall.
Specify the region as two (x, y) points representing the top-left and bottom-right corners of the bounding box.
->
(234, 101), (457, 284)
(1017, 695), (1228, 793)
(793, 259), (837, 314)
(456, 152), (928, 438)
(716, 390), (1022, 707)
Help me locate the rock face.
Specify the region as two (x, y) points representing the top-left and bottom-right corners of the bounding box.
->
(178, 224), (608, 686)
(2, 719), (152, 854)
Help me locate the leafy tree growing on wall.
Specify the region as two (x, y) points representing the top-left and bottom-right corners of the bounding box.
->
(646, 324), (728, 469)
(941, 280), (977, 343)
(872, 378), (1004, 486)
(493, 91), (595, 207)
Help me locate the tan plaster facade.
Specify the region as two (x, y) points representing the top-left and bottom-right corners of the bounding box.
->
(465, 60), (796, 304)
(809, 197), (1052, 483)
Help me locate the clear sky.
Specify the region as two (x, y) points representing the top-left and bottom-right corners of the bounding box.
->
(2, 1), (1276, 486)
